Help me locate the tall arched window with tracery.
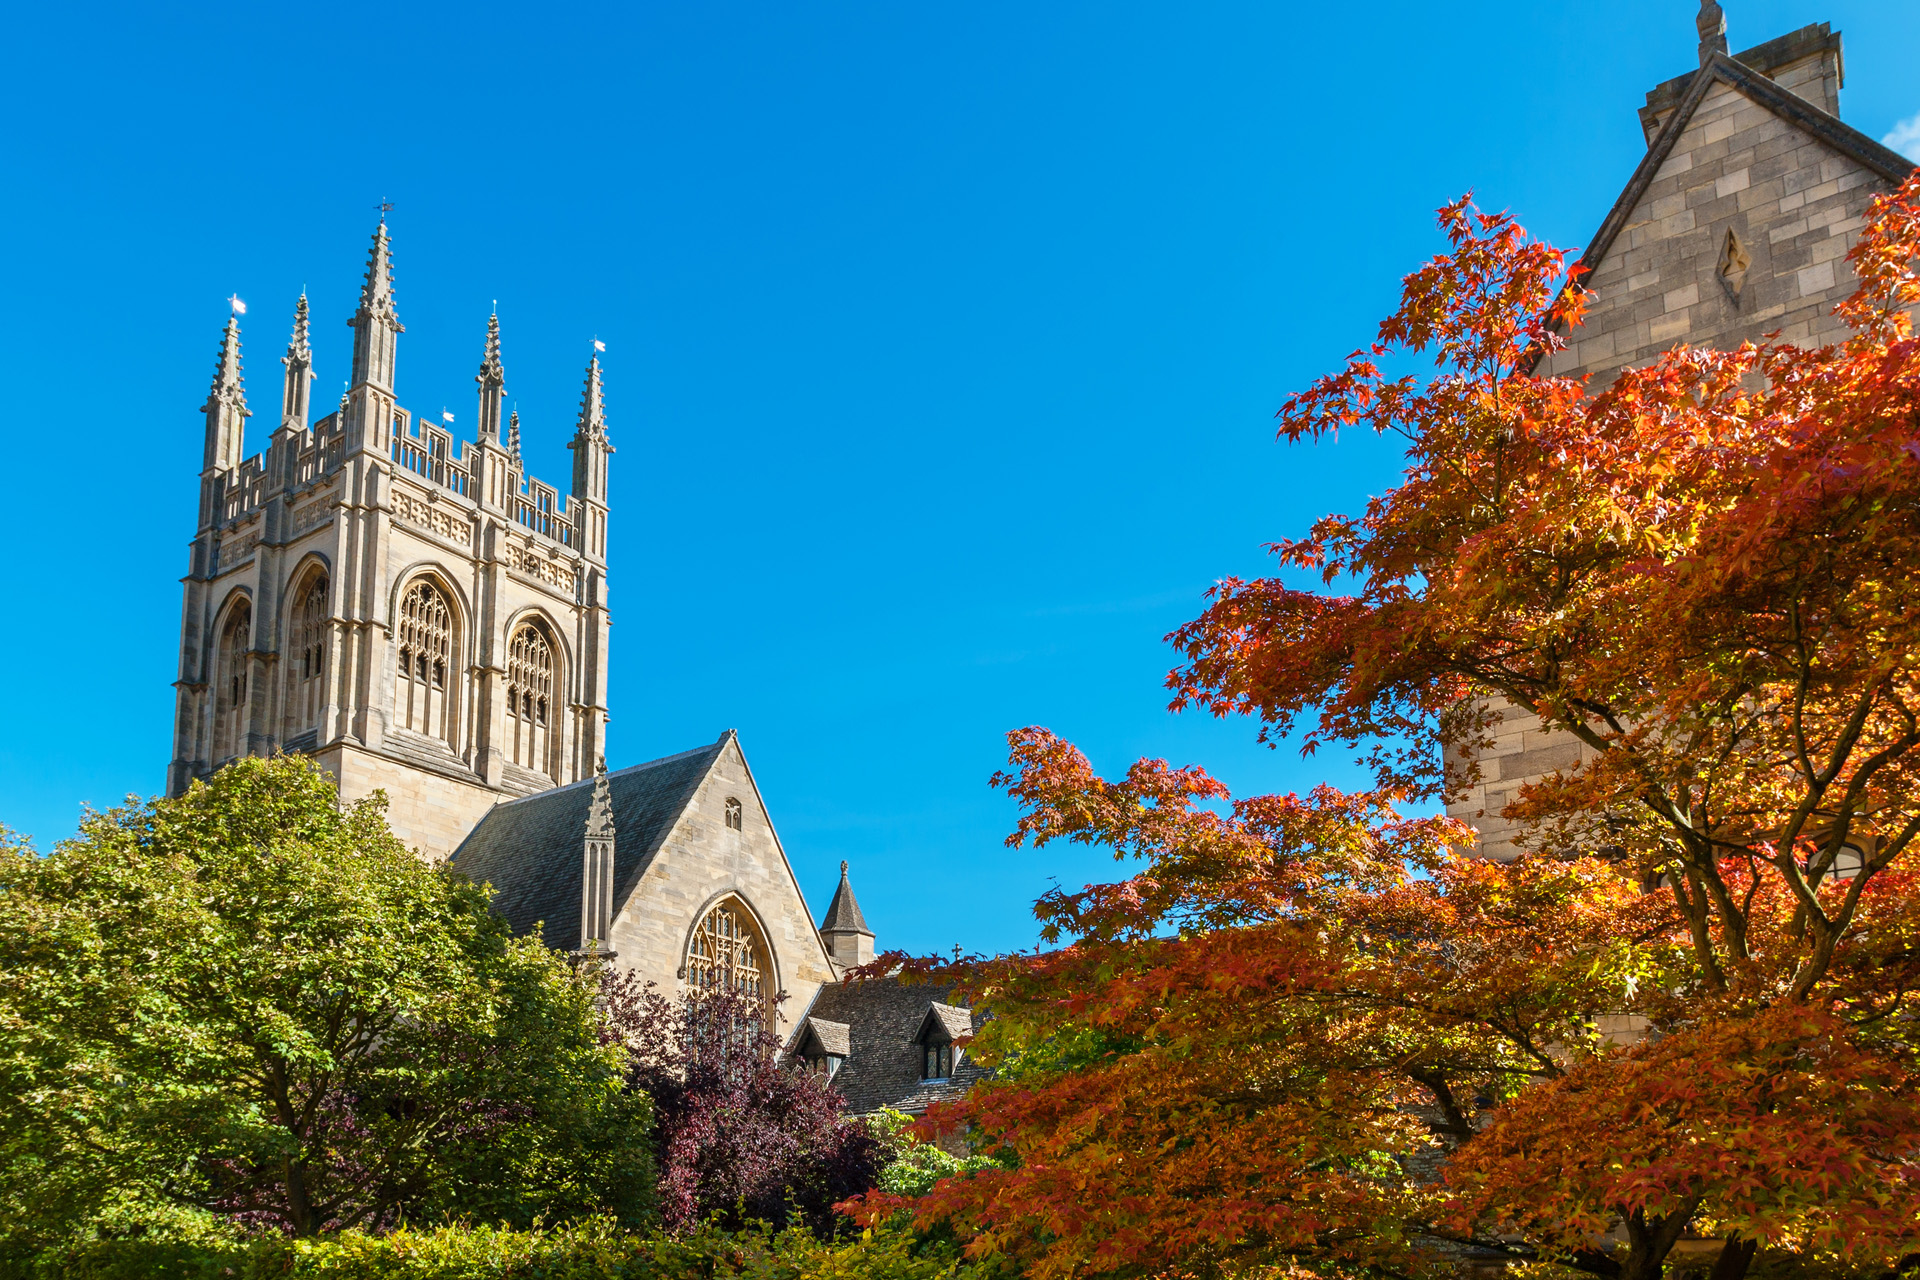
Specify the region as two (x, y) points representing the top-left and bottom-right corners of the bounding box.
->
(506, 620), (557, 778)
(290, 575), (329, 737)
(396, 579), (455, 742)
(213, 601), (252, 764)
(686, 900), (767, 1007)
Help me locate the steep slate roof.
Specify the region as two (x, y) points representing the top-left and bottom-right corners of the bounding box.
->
(801, 1017), (852, 1058)
(451, 734), (730, 949)
(803, 977), (988, 1116)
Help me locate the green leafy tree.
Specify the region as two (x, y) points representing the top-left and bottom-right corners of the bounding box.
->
(0, 756), (652, 1243)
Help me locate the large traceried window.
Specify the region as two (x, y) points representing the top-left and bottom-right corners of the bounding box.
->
(506, 620), (556, 777)
(686, 900), (767, 1003)
(396, 579), (454, 742)
(290, 575), (329, 737)
(213, 601), (252, 764)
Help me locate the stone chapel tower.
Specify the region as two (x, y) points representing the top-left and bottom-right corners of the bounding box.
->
(169, 218), (615, 861)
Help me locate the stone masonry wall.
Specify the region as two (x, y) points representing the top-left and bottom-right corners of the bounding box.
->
(608, 737), (838, 1043)
(1449, 49), (1898, 860)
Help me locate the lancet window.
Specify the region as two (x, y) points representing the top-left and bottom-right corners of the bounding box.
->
(213, 601), (252, 764)
(686, 900), (767, 1003)
(396, 579), (455, 742)
(506, 620), (556, 777)
(290, 575), (329, 736)
(725, 797), (743, 831)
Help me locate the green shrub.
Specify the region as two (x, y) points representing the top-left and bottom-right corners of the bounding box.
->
(9, 1219), (994, 1280)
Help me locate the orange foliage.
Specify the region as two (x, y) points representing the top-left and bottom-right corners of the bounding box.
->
(845, 175), (1920, 1280)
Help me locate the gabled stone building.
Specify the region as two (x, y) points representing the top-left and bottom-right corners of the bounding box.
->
(1450, 2), (1914, 859)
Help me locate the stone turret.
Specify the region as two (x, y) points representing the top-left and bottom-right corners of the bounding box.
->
(201, 314), (250, 477)
(279, 293), (313, 434)
(567, 353), (613, 561)
(820, 861), (876, 973)
(347, 218), (401, 392)
(476, 310), (506, 442)
(580, 758), (617, 956)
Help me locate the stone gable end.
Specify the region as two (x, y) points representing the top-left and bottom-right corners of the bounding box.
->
(607, 737), (837, 1041)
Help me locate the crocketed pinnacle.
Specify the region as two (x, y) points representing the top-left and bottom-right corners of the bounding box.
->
(1697, 0), (1728, 64)
(477, 310), (505, 390)
(584, 758), (615, 838)
(821, 860), (871, 935)
(203, 315), (250, 416)
(354, 218), (400, 326)
(575, 354), (608, 440)
(284, 292), (311, 365)
(507, 408), (524, 468)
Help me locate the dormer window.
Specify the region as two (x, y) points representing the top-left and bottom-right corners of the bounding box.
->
(914, 1002), (972, 1081)
(795, 1017), (849, 1080)
(725, 797), (743, 831)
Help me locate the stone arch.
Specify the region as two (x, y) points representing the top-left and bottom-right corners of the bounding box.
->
(502, 610), (565, 781)
(282, 554), (333, 743)
(390, 568), (466, 747)
(676, 889), (782, 1006)
(210, 589), (254, 767)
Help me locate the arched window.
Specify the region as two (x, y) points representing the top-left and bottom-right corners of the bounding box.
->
(290, 575), (329, 736)
(213, 601), (252, 764)
(724, 797), (743, 831)
(686, 900), (766, 1003)
(396, 579), (454, 742)
(506, 620), (557, 778)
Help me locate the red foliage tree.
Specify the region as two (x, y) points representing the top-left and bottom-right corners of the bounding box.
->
(602, 974), (885, 1236)
(848, 174), (1920, 1280)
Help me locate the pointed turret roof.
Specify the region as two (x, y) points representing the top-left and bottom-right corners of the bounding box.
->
(202, 315), (249, 416)
(574, 354), (608, 440)
(284, 292), (311, 366)
(821, 861), (872, 936)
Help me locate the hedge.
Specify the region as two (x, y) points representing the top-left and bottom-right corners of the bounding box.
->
(7, 1219), (994, 1280)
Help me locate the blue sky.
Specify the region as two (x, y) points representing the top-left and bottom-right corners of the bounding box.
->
(1, 1), (1914, 958)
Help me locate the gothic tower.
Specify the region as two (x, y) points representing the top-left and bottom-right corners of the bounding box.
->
(169, 218), (615, 861)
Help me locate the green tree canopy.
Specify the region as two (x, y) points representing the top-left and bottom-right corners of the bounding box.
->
(0, 755), (651, 1243)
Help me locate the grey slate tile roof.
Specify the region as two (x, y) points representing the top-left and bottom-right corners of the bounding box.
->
(801, 1017), (851, 1057)
(802, 977), (988, 1116)
(450, 735), (729, 950)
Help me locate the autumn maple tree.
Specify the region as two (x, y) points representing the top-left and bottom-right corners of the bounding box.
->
(848, 172), (1920, 1280)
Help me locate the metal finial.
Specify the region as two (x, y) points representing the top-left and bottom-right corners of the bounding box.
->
(1697, 0), (1728, 65)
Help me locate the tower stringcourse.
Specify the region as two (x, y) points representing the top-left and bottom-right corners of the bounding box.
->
(169, 216), (616, 862)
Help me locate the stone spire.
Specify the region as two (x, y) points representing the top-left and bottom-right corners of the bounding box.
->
(1697, 0), (1728, 65)
(279, 292), (313, 432)
(820, 860), (875, 971)
(507, 408), (524, 470)
(568, 351), (614, 514)
(201, 314), (251, 473)
(580, 757), (617, 955)
(475, 309), (506, 440)
(347, 216), (404, 390)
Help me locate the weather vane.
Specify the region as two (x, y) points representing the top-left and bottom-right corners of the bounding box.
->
(377, 198), (394, 220)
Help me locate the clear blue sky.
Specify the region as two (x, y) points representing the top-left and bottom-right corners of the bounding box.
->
(1, 2), (1914, 957)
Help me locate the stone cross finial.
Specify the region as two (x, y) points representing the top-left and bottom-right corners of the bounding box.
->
(1697, 0), (1728, 65)
(841, 860), (849, 874)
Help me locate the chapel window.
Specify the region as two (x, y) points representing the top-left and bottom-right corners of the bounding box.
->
(686, 900), (766, 1005)
(213, 601), (252, 764)
(725, 797), (743, 831)
(506, 620), (557, 778)
(396, 578), (454, 742)
(290, 575), (329, 735)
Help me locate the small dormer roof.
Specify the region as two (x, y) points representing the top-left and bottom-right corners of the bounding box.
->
(801, 1017), (852, 1058)
(916, 1002), (973, 1045)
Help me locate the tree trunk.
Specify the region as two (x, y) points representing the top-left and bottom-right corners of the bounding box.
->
(1709, 1236), (1758, 1280)
(1619, 1206), (1697, 1280)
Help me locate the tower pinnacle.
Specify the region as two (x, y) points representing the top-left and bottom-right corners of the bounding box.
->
(201, 314), (251, 473)
(280, 292), (313, 431)
(569, 352), (614, 518)
(347, 216), (404, 390)
(475, 310), (507, 439)
(1697, 0), (1728, 65)
(507, 408), (524, 470)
